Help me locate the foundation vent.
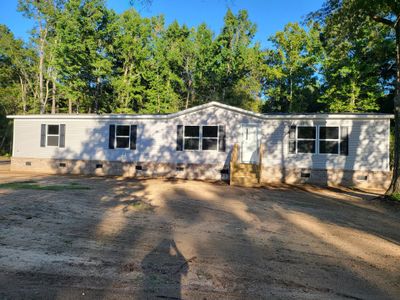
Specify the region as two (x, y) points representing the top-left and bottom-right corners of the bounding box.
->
(96, 164), (103, 169)
(59, 163), (66, 168)
(301, 171), (311, 178)
(135, 165), (143, 171)
(25, 161), (31, 166)
(356, 175), (368, 181)
(176, 166), (185, 172)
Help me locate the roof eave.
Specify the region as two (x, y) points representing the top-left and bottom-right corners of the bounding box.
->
(6, 101), (395, 120)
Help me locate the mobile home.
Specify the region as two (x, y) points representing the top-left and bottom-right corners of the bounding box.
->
(7, 101), (393, 188)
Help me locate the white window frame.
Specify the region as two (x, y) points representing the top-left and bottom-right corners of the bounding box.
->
(46, 124), (60, 147)
(114, 124), (131, 149)
(318, 126), (340, 155)
(183, 125), (219, 151)
(296, 126), (316, 154)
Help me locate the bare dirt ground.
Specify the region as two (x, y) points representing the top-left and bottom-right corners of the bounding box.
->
(0, 164), (400, 299)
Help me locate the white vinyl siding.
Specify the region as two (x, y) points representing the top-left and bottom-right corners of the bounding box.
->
(11, 106), (391, 172)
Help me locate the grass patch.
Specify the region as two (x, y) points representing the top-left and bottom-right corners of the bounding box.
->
(122, 200), (154, 212)
(0, 180), (90, 191)
(390, 193), (400, 202)
(129, 201), (153, 211)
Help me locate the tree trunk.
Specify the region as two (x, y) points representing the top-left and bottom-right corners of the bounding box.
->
(19, 76), (27, 114)
(43, 79), (50, 113)
(68, 99), (72, 114)
(387, 21), (400, 195)
(51, 79), (56, 114)
(38, 26), (47, 114)
(94, 77), (100, 113)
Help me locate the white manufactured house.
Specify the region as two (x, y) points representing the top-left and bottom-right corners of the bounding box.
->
(8, 102), (393, 188)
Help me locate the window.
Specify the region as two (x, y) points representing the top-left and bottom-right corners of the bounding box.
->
(289, 125), (349, 156)
(182, 125), (220, 151)
(116, 125), (130, 148)
(184, 126), (200, 150)
(41, 124), (65, 148)
(47, 125), (60, 146)
(319, 127), (339, 154)
(202, 126), (218, 150)
(109, 124), (137, 150)
(297, 126), (316, 153)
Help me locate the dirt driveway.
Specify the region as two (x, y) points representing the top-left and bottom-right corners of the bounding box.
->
(0, 166), (400, 299)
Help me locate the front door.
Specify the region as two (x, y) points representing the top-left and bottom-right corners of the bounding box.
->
(241, 124), (259, 163)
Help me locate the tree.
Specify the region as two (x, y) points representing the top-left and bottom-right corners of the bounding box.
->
(55, 0), (115, 113)
(263, 22), (323, 113)
(319, 20), (390, 112)
(310, 0), (400, 196)
(18, 0), (62, 114)
(0, 25), (39, 153)
(141, 17), (180, 113)
(211, 9), (263, 111)
(111, 9), (154, 113)
(0, 25), (38, 114)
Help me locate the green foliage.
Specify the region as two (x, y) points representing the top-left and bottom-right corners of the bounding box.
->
(315, 6), (394, 112)
(263, 22), (323, 112)
(211, 9), (263, 111)
(55, 0), (115, 113)
(391, 193), (400, 202)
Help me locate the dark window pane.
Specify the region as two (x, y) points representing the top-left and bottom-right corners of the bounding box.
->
(48, 125), (59, 135)
(116, 137), (129, 148)
(298, 140), (315, 153)
(116, 125), (130, 136)
(203, 126), (218, 137)
(319, 141), (339, 154)
(184, 138), (199, 150)
(289, 140), (296, 154)
(319, 127), (339, 139)
(297, 127), (316, 139)
(184, 126), (199, 137)
(47, 135), (59, 146)
(202, 138), (218, 150)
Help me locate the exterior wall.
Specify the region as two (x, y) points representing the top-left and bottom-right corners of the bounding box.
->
(11, 105), (392, 188)
(275, 119), (391, 172)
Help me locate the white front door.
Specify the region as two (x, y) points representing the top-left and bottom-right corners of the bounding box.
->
(241, 124), (259, 163)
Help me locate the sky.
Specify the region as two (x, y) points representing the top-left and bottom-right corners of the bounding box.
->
(0, 0), (325, 48)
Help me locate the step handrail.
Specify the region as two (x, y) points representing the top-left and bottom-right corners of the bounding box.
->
(258, 143), (264, 183)
(230, 143), (239, 184)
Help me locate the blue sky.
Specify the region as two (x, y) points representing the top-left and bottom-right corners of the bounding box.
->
(0, 0), (324, 48)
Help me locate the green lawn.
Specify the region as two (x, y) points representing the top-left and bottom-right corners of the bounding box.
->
(0, 180), (90, 191)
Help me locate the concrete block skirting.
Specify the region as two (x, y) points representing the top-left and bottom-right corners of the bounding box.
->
(11, 157), (391, 189)
(10, 157), (226, 181)
(260, 166), (392, 190)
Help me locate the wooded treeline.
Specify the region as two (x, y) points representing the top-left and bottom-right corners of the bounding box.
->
(0, 0), (399, 194)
